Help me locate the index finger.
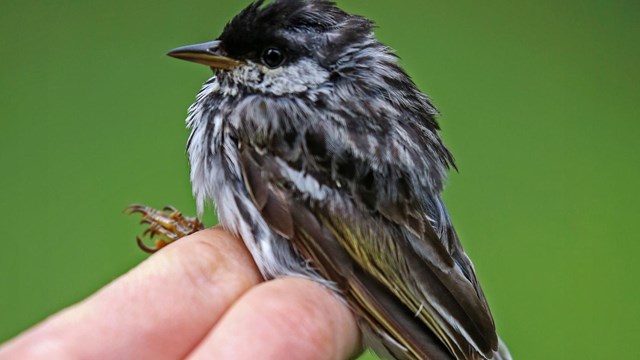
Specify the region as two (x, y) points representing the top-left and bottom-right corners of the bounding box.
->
(0, 227), (262, 360)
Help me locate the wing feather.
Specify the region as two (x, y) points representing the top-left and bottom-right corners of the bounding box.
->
(238, 146), (499, 359)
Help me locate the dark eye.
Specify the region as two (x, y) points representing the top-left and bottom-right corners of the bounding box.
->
(261, 47), (285, 68)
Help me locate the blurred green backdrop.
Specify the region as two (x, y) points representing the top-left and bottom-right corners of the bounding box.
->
(1, 0), (639, 359)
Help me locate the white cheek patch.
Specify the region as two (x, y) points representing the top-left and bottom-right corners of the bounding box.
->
(229, 59), (330, 96)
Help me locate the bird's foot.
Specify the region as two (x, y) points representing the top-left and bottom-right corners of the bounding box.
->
(125, 204), (204, 253)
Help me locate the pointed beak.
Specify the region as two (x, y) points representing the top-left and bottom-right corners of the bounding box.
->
(167, 40), (240, 70)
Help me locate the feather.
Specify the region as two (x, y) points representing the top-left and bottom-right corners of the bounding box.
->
(237, 146), (499, 359)
(181, 1), (510, 358)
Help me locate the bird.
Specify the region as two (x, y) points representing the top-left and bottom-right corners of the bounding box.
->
(131, 0), (512, 359)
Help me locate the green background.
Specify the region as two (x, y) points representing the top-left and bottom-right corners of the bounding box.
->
(1, 0), (639, 358)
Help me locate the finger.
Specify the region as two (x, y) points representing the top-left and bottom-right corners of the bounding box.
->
(0, 227), (262, 360)
(188, 277), (361, 360)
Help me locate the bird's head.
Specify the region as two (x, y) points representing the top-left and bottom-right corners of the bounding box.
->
(168, 0), (393, 96)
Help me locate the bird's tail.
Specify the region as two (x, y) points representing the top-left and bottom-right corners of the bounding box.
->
(490, 337), (512, 360)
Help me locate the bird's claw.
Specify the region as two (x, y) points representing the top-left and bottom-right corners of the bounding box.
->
(125, 204), (204, 253)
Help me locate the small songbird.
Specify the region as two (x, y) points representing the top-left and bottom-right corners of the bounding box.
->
(143, 0), (512, 358)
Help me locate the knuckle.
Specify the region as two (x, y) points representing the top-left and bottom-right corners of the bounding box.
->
(162, 228), (260, 303)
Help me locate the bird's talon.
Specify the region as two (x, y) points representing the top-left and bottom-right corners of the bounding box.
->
(155, 239), (168, 249)
(127, 204), (204, 253)
(163, 205), (178, 213)
(136, 236), (158, 254)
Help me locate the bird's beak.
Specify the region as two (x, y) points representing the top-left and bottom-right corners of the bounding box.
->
(167, 40), (240, 70)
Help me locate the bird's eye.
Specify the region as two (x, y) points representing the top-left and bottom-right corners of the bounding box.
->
(261, 47), (285, 68)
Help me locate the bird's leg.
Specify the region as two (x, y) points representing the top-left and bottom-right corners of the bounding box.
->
(125, 204), (204, 253)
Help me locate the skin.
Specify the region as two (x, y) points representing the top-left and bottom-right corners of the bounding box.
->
(0, 227), (360, 360)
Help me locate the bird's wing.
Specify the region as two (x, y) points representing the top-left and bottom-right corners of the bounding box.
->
(238, 140), (499, 359)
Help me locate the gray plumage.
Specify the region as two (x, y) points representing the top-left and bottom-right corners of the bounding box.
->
(177, 0), (511, 359)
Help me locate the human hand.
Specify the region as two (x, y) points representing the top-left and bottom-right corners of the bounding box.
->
(0, 227), (360, 359)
